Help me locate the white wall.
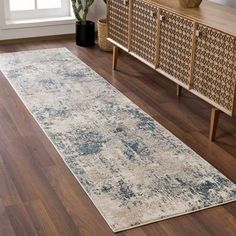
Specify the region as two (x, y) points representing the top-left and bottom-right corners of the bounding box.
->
(209, 0), (236, 7)
(0, 0), (234, 40)
(0, 0), (106, 40)
(88, 0), (107, 22)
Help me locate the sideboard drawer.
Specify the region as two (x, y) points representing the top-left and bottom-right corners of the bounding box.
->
(108, 0), (129, 48)
(192, 25), (236, 114)
(158, 10), (195, 86)
(130, 0), (158, 65)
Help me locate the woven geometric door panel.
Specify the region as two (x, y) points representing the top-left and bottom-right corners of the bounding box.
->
(108, 0), (129, 48)
(158, 10), (194, 86)
(192, 25), (236, 113)
(130, 0), (158, 65)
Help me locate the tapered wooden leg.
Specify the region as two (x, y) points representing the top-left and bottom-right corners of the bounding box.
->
(209, 108), (221, 141)
(112, 46), (119, 70)
(177, 85), (182, 97)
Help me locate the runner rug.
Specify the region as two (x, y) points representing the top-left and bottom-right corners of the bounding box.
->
(0, 48), (235, 232)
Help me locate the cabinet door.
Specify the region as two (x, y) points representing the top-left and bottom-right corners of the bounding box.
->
(158, 10), (195, 86)
(108, 0), (129, 49)
(130, 0), (158, 65)
(192, 25), (236, 114)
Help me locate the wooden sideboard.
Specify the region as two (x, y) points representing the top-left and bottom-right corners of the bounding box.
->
(107, 0), (236, 141)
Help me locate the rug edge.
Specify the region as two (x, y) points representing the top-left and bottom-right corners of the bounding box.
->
(1, 48), (236, 233)
(0, 62), (118, 233)
(112, 198), (236, 232)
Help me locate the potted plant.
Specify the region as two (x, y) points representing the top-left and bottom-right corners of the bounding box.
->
(97, 0), (113, 51)
(71, 0), (95, 47)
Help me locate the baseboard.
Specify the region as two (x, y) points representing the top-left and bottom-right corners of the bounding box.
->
(0, 34), (76, 45)
(0, 31), (99, 45)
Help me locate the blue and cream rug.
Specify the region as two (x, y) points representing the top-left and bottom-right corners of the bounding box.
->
(0, 48), (236, 232)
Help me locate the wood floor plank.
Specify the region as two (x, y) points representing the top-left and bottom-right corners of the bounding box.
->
(24, 200), (60, 236)
(189, 132), (236, 182)
(0, 107), (23, 141)
(153, 219), (191, 236)
(0, 139), (42, 203)
(6, 203), (38, 236)
(0, 73), (37, 137)
(0, 199), (16, 236)
(141, 222), (171, 236)
(0, 162), (21, 207)
(192, 206), (236, 236)
(0, 138), (81, 236)
(170, 214), (211, 236)
(0, 112), (80, 235)
(23, 136), (55, 169)
(224, 202), (236, 219)
(158, 101), (209, 133)
(123, 227), (147, 236)
(0, 39), (235, 235)
(43, 165), (114, 236)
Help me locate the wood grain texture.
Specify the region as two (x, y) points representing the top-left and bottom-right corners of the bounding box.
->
(158, 9), (194, 86)
(108, 0), (236, 139)
(107, 0), (129, 49)
(192, 24), (236, 115)
(176, 85), (182, 97)
(209, 108), (221, 141)
(145, 0), (236, 36)
(0, 38), (235, 236)
(112, 46), (119, 70)
(130, 0), (158, 65)
(0, 199), (16, 236)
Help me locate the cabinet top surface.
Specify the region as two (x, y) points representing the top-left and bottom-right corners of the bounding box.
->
(146, 0), (236, 36)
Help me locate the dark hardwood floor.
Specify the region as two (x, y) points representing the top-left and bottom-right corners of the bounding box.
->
(0, 38), (236, 236)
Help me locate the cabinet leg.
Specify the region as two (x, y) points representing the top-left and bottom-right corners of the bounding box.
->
(177, 85), (182, 97)
(209, 108), (221, 141)
(112, 46), (119, 70)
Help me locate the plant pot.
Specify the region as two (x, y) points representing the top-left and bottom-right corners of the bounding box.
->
(76, 21), (95, 47)
(97, 18), (113, 52)
(178, 0), (202, 8)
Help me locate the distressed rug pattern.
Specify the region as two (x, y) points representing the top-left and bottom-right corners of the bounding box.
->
(0, 48), (236, 232)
